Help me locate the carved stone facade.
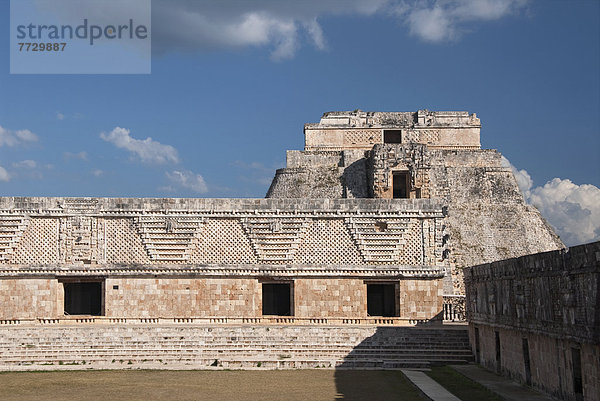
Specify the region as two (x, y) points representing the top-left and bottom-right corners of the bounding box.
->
(0, 110), (563, 324)
(464, 241), (600, 401)
(268, 110), (564, 294)
(0, 198), (444, 322)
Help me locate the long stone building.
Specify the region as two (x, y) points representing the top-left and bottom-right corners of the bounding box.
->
(465, 241), (599, 401)
(0, 110), (562, 324)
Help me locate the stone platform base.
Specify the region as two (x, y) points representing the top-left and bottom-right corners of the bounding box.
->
(0, 324), (472, 371)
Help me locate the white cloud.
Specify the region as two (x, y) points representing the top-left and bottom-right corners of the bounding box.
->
(529, 179), (600, 247)
(12, 160), (37, 169)
(64, 151), (88, 161)
(56, 112), (65, 120)
(0, 166), (10, 182)
(38, 0), (528, 60)
(395, 0), (528, 42)
(504, 156), (600, 246)
(0, 125), (39, 147)
(91, 169), (104, 177)
(165, 170), (208, 193)
(100, 127), (179, 164)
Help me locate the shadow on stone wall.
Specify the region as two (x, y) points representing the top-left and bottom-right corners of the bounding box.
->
(333, 324), (471, 400)
(342, 159), (369, 198)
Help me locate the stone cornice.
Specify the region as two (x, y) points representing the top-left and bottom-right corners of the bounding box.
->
(0, 197), (446, 216)
(0, 264), (444, 279)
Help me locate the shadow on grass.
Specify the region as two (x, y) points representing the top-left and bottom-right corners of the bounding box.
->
(334, 370), (425, 401)
(426, 366), (504, 401)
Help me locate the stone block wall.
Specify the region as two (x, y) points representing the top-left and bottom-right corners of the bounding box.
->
(400, 279), (444, 320)
(465, 241), (600, 401)
(0, 276), (444, 321)
(104, 278), (261, 318)
(293, 279), (366, 318)
(0, 279), (60, 319)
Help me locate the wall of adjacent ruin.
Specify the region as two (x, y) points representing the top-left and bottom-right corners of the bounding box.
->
(465, 242), (600, 401)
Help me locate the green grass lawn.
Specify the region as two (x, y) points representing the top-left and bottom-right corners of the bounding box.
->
(426, 366), (505, 401)
(0, 370), (427, 401)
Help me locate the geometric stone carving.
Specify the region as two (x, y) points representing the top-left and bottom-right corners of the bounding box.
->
(59, 198), (99, 213)
(241, 218), (310, 263)
(134, 216), (205, 262)
(0, 215), (29, 262)
(59, 216), (105, 264)
(345, 218), (410, 263)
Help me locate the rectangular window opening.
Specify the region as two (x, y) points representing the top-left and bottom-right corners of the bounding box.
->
(495, 331), (501, 373)
(64, 282), (103, 316)
(572, 346), (583, 396)
(367, 283), (397, 317)
(393, 172), (409, 199)
(384, 130), (402, 144)
(262, 283), (292, 316)
(475, 327), (481, 364)
(522, 338), (531, 386)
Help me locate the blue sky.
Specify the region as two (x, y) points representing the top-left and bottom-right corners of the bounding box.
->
(0, 0), (599, 245)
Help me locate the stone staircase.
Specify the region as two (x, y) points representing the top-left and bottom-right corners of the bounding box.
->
(0, 325), (472, 370)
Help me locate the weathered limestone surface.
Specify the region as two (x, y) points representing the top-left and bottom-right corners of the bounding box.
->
(267, 110), (564, 294)
(464, 242), (600, 401)
(0, 197), (445, 321)
(0, 325), (472, 370)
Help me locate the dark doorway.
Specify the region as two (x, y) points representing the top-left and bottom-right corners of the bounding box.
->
(64, 282), (102, 315)
(475, 327), (481, 363)
(383, 130), (402, 144)
(262, 283), (291, 316)
(522, 338), (532, 385)
(367, 284), (396, 317)
(495, 331), (502, 373)
(571, 347), (583, 398)
(392, 172), (409, 199)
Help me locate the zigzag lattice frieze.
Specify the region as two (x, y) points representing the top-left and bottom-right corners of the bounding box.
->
(241, 218), (311, 263)
(0, 215), (29, 262)
(134, 216), (205, 262)
(344, 218), (412, 263)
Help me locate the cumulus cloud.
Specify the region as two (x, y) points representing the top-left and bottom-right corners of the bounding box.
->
(100, 127), (179, 164)
(529, 179), (600, 247)
(91, 169), (104, 177)
(503, 156), (600, 246)
(396, 0), (528, 42)
(165, 170), (208, 193)
(0, 166), (10, 182)
(41, 0), (524, 60)
(56, 112), (65, 120)
(0, 125), (39, 147)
